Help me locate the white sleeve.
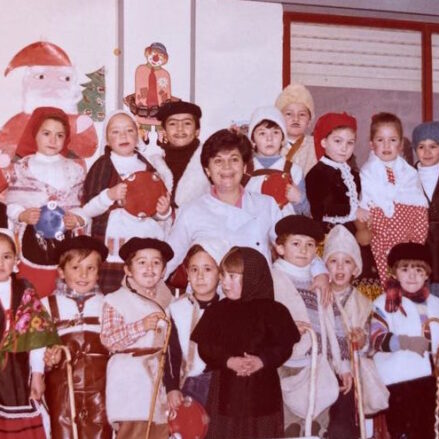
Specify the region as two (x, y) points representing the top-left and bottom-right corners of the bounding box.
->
(269, 198), (283, 245)
(6, 203), (25, 223)
(29, 347), (45, 374)
(80, 188), (114, 219)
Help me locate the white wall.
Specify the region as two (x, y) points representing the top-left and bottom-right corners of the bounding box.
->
(0, 0), (118, 128)
(0, 0), (283, 146)
(123, 0), (192, 105)
(196, 0), (283, 140)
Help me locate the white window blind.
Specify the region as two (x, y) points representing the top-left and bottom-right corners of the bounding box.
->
(290, 23), (422, 92)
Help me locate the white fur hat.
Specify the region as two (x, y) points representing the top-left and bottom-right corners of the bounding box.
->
(322, 224), (363, 276)
(192, 237), (231, 266)
(248, 106), (287, 146)
(275, 82), (315, 119)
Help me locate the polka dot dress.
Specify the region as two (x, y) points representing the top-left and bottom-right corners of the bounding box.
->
(370, 203), (429, 285)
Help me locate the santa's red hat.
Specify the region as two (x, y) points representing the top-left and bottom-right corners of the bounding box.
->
(5, 41), (71, 76)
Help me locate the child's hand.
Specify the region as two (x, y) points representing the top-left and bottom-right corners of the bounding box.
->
(167, 389), (184, 410)
(44, 346), (62, 367)
(108, 182), (128, 202)
(243, 353), (264, 375)
(350, 327), (367, 350)
(295, 320), (312, 335)
(156, 193), (171, 216)
(18, 207), (41, 225)
(310, 273), (332, 307)
(356, 207), (370, 223)
(285, 183), (302, 204)
(339, 372), (353, 395)
(143, 312), (165, 332)
(30, 372), (45, 401)
(63, 212), (84, 230)
(227, 356), (248, 375)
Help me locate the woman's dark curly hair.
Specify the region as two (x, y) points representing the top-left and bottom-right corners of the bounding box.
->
(200, 128), (253, 170)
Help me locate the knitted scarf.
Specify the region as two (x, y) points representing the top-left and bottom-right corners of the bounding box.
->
(384, 278), (429, 317)
(161, 139), (199, 200)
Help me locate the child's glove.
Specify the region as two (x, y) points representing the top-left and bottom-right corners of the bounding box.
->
(399, 335), (429, 356)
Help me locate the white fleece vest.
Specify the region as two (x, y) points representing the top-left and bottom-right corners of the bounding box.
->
(104, 287), (168, 423)
(374, 294), (439, 385)
(169, 295), (206, 379)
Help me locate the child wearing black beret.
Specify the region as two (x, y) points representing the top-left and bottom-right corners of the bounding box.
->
(371, 242), (438, 438)
(272, 215), (356, 438)
(100, 237), (174, 439)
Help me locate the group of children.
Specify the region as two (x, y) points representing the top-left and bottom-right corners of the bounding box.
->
(0, 80), (438, 439)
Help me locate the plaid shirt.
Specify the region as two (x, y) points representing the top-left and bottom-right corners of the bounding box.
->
(100, 302), (147, 352)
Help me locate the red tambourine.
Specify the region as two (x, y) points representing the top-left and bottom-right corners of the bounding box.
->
(168, 397), (209, 439)
(261, 172), (292, 208)
(123, 171), (167, 218)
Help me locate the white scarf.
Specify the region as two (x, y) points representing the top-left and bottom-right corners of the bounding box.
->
(360, 152), (427, 217)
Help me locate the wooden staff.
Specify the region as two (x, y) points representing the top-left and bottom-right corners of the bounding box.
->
(145, 316), (172, 439)
(422, 317), (439, 439)
(303, 325), (318, 438)
(58, 345), (79, 439)
(334, 296), (367, 439)
(292, 322), (319, 439)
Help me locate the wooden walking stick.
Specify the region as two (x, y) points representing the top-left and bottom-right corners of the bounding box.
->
(145, 316), (172, 439)
(293, 322), (319, 439)
(334, 296), (367, 439)
(422, 317), (439, 439)
(58, 345), (79, 439)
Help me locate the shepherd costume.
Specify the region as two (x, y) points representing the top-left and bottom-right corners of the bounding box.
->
(154, 101), (210, 209)
(5, 107), (86, 297)
(245, 106), (310, 216)
(0, 276), (59, 438)
(371, 242), (438, 439)
(42, 278), (112, 439)
(275, 83), (317, 175)
(100, 285), (172, 439)
(192, 247), (298, 439)
(81, 110), (172, 294)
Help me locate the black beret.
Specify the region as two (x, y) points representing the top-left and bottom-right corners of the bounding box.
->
(56, 236), (108, 262)
(119, 237), (174, 262)
(387, 242), (432, 268)
(275, 215), (325, 242)
(156, 100), (202, 123)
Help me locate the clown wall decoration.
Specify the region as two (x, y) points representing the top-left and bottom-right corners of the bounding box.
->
(0, 41), (99, 167)
(125, 42), (172, 144)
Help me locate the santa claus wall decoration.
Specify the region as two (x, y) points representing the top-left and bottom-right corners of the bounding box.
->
(0, 41), (99, 166)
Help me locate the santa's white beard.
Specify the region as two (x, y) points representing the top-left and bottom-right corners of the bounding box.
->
(23, 87), (81, 114)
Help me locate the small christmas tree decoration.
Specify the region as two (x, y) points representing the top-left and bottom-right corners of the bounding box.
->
(78, 67), (106, 122)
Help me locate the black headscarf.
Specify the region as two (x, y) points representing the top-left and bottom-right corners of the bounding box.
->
(239, 247), (274, 302)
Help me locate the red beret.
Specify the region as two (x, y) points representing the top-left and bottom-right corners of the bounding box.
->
(313, 112), (357, 160)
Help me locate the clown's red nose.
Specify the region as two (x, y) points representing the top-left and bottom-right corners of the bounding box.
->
(153, 54), (160, 62)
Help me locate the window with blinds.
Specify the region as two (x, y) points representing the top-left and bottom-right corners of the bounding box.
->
(290, 22), (422, 92)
